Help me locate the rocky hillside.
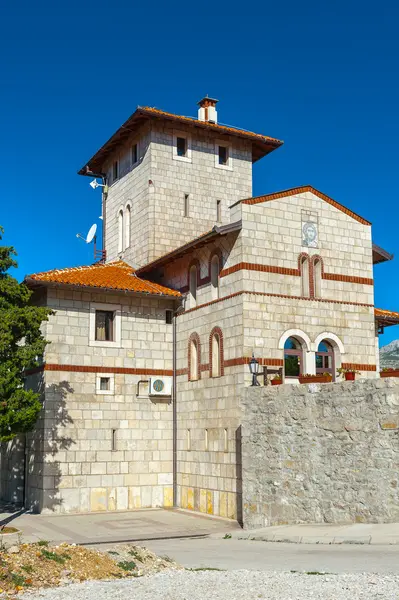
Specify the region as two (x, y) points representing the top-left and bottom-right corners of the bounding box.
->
(380, 339), (399, 369)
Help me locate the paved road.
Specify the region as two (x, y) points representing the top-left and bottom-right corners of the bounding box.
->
(142, 537), (399, 573)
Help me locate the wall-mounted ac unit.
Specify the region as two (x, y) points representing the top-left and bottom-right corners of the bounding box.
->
(149, 376), (172, 397)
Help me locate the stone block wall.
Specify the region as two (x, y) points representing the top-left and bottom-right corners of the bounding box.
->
(240, 378), (399, 529)
(19, 287), (176, 514)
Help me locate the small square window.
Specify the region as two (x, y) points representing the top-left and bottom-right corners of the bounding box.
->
(131, 144), (138, 164)
(176, 137), (187, 157)
(165, 310), (173, 325)
(113, 161), (119, 181)
(100, 377), (110, 391)
(218, 145), (228, 165)
(95, 310), (114, 342)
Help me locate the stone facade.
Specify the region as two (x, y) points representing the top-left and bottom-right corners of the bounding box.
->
(240, 379), (399, 528)
(1, 99), (394, 521)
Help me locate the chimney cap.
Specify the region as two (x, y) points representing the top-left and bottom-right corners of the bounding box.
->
(197, 95), (219, 107)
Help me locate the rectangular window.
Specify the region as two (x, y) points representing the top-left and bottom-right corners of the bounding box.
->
(176, 137), (187, 157)
(184, 193), (189, 217)
(216, 199), (221, 222)
(187, 429), (191, 451)
(112, 161), (119, 181)
(131, 143), (138, 164)
(112, 429), (117, 451)
(100, 377), (110, 391)
(165, 310), (173, 325)
(205, 429), (209, 451)
(218, 145), (228, 165)
(224, 428), (228, 452)
(95, 310), (114, 342)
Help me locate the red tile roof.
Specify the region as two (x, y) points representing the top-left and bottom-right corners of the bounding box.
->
(78, 106), (283, 174)
(375, 308), (399, 323)
(25, 260), (181, 297)
(234, 185), (371, 226)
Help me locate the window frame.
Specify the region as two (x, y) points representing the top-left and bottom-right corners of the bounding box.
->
(89, 302), (122, 348)
(96, 373), (115, 396)
(112, 160), (119, 182)
(173, 129), (192, 163)
(214, 139), (232, 171)
(131, 142), (139, 166)
(284, 337), (303, 378)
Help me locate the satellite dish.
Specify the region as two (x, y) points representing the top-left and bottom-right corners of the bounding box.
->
(86, 224), (97, 243)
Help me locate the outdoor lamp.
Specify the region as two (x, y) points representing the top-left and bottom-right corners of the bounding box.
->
(249, 353), (261, 386)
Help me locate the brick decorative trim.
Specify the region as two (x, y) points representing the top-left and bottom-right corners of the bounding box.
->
(223, 357), (284, 368)
(323, 273), (374, 285)
(209, 326), (225, 377)
(176, 367), (189, 376)
(179, 289), (374, 316)
(187, 332), (201, 381)
(220, 262), (300, 278)
(220, 261), (373, 287)
(25, 364), (173, 376)
(240, 185), (371, 226)
(341, 363), (377, 372)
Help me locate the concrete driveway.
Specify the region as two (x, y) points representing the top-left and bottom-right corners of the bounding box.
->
(0, 507), (239, 545)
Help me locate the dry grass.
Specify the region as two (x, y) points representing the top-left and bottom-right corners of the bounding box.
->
(0, 541), (180, 597)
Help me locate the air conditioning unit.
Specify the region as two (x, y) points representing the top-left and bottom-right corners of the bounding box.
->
(149, 376), (172, 397)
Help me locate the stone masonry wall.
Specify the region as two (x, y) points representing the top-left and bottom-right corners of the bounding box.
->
(240, 378), (399, 529)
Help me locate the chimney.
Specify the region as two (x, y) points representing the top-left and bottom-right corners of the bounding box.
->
(197, 96), (219, 124)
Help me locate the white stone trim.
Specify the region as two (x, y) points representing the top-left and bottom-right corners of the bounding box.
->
(172, 129), (192, 163)
(312, 332), (345, 354)
(89, 302), (122, 348)
(96, 373), (115, 395)
(278, 329), (312, 351)
(214, 139), (233, 171)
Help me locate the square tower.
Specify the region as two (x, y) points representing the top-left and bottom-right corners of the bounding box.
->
(78, 99), (282, 268)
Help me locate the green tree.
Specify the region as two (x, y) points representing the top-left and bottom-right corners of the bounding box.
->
(0, 227), (52, 441)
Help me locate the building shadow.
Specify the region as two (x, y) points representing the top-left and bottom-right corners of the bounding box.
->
(26, 379), (75, 513)
(235, 425), (243, 527)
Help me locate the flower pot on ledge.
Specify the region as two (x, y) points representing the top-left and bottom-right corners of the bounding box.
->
(380, 369), (399, 378)
(344, 372), (356, 381)
(271, 379), (283, 386)
(299, 375), (332, 384)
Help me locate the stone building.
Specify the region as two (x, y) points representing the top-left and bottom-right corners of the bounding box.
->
(1, 97), (398, 522)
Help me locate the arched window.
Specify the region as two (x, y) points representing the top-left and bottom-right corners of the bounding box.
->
(210, 254), (220, 300)
(284, 337), (303, 378)
(316, 340), (335, 378)
(313, 257), (322, 298)
(118, 209), (124, 254)
(189, 264), (198, 308)
(188, 333), (201, 381)
(300, 255), (310, 298)
(125, 204), (131, 250)
(210, 326), (224, 378)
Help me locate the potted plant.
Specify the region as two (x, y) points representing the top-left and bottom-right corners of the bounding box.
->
(380, 368), (399, 378)
(271, 374), (283, 386)
(337, 367), (360, 381)
(299, 373), (332, 384)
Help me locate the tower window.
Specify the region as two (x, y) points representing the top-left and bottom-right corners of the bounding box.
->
(218, 145), (228, 165)
(176, 137), (187, 157)
(184, 194), (190, 217)
(112, 161), (119, 181)
(216, 199), (221, 222)
(165, 310), (173, 325)
(131, 143), (138, 164)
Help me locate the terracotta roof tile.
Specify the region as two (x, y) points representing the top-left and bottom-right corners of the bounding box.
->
(26, 260), (181, 297)
(375, 308), (399, 321)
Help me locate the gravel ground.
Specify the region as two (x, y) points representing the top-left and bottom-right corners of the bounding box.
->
(23, 569), (399, 599)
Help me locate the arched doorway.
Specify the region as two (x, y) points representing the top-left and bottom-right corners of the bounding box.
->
(315, 341), (335, 379)
(284, 337), (303, 378)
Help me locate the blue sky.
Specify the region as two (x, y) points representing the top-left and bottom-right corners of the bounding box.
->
(1, 0), (398, 345)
